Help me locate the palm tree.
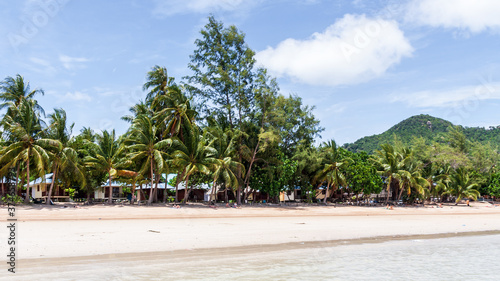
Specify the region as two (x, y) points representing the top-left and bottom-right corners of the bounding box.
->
(314, 140), (349, 204)
(84, 130), (124, 204)
(121, 100), (153, 123)
(143, 65), (175, 103)
(142, 65), (195, 140)
(125, 115), (170, 205)
(45, 108), (85, 205)
(0, 74), (45, 117)
(373, 143), (408, 204)
(152, 88), (197, 140)
(168, 123), (217, 203)
(0, 99), (58, 203)
(445, 167), (480, 204)
(0, 134), (7, 196)
(433, 164), (453, 202)
(399, 168), (429, 203)
(293, 146), (323, 203)
(206, 126), (244, 203)
(396, 147), (429, 202)
(142, 66), (197, 203)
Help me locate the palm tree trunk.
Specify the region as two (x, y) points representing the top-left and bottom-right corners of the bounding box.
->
(87, 189), (91, 202)
(243, 187), (250, 202)
(330, 183), (336, 202)
(162, 180), (167, 203)
(46, 165), (58, 205)
(237, 152), (243, 205)
(108, 173), (113, 204)
(182, 174), (190, 204)
(323, 183), (330, 204)
(384, 178), (392, 205)
(153, 173), (160, 203)
(25, 154), (31, 203)
(175, 175), (179, 203)
(397, 183), (405, 201)
(211, 178), (217, 203)
(175, 170), (185, 203)
(147, 159), (154, 205)
(237, 185), (241, 205)
(15, 164), (19, 196)
(139, 184), (145, 202)
(244, 141), (259, 200)
(163, 177), (168, 204)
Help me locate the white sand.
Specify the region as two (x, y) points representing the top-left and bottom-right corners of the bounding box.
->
(1, 202), (500, 261)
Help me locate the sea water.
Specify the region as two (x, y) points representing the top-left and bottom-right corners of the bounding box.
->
(7, 234), (500, 280)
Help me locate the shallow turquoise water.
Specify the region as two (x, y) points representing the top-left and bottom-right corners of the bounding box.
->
(7, 234), (500, 280)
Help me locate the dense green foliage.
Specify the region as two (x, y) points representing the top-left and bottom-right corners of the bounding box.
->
(1, 17), (499, 206)
(344, 114), (500, 154)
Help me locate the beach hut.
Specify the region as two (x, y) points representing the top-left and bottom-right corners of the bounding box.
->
(28, 173), (70, 202)
(134, 173), (177, 202)
(0, 177), (16, 196)
(95, 180), (132, 201)
(315, 187), (335, 201)
(175, 182), (211, 202)
(280, 187), (301, 202)
(135, 182), (169, 201)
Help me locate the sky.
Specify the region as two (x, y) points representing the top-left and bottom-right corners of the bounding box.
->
(1, 0), (500, 145)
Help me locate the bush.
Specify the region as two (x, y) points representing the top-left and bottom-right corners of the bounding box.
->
(1, 194), (24, 204)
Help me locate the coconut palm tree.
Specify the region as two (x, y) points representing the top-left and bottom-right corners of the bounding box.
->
(373, 143), (409, 204)
(84, 130), (124, 204)
(168, 123), (217, 203)
(395, 147), (429, 202)
(143, 68), (198, 202)
(0, 74), (45, 117)
(445, 167), (480, 204)
(125, 115), (171, 205)
(152, 88), (197, 140)
(0, 99), (58, 203)
(142, 65), (195, 140)
(45, 108), (85, 205)
(143, 65), (176, 103)
(206, 126), (244, 203)
(433, 164), (453, 202)
(121, 100), (153, 123)
(0, 134), (7, 196)
(314, 140), (350, 204)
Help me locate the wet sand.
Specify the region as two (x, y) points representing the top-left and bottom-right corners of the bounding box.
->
(1, 202), (499, 277)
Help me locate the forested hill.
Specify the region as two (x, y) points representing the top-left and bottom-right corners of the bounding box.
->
(343, 114), (500, 153)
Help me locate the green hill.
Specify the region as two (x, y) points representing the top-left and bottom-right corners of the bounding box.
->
(343, 114), (500, 153)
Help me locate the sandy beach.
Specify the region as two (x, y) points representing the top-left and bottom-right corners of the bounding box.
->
(0, 202), (499, 263)
(0, 202), (499, 279)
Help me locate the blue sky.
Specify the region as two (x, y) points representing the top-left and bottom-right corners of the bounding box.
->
(1, 0), (500, 145)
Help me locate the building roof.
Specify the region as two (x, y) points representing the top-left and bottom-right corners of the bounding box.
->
(101, 179), (133, 188)
(135, 182), (169, 190)
(27, 173), (54, 186)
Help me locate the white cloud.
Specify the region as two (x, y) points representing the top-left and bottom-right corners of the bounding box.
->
(406, 0), (500, 33)
(59, 54), (89, 70)
(25, 57), (57, 75)
(391, 82), (500, 108)
(152, 0), (259, 16)
(62, 91), (92, 102)
(255, 14), (413, 86)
